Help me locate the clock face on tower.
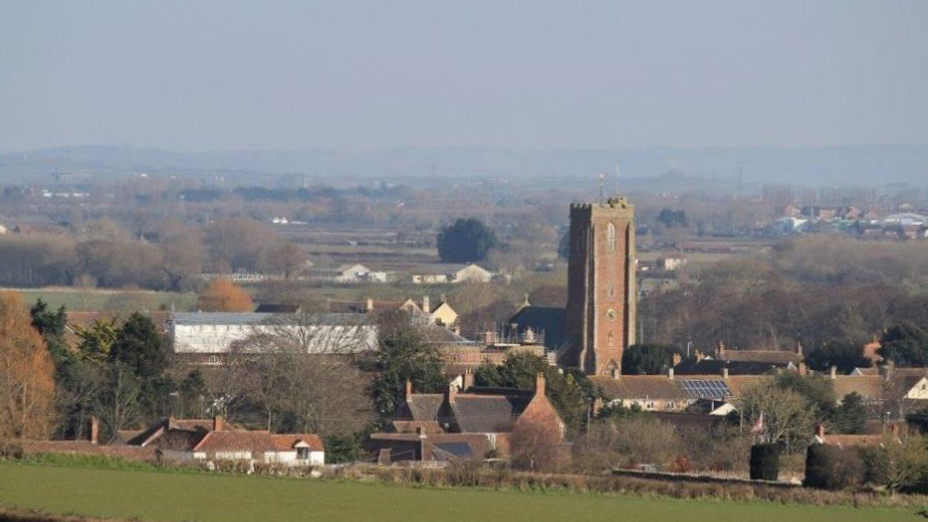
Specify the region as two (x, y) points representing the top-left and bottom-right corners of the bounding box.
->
(605, 308), (617, 321)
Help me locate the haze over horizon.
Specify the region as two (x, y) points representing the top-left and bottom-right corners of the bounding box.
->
(2, 0), (927, 157)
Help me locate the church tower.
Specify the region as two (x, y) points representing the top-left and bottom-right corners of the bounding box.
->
(564, 197), (636, 375)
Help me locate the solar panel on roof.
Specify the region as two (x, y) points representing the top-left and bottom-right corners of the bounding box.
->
(678, 380), (731, 400)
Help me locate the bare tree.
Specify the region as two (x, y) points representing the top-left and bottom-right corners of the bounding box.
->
(736, 378), (815, 452)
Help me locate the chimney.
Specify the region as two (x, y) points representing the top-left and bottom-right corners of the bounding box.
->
(798, 362), (808, 376)
(535, 372), (546, 396)
(213, 415), (224, 432)
(463, 367), (474, 391)
(89, 416), (99, 445)
(405, 378), (413, 401)
(422, 295), (430, 313)
(416, 426), (427, 439)
(717, 340), (726, 358)
(611, 367), (620, 379)
(484, 330), (495, 345)
(814, 423), (826, 439)
(524, 327), (536, 344)
(668, 367), (675, 380)
(366, 298), (374, 311)
(671, 353), (682, 367)
(795, 340), (803, 356)
(722, 367), (729, 379)
(695, 350), (705, 362)
(830, 366), (837, 380)
(448, 382), (457, 404)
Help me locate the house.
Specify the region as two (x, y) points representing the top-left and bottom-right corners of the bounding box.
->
(369, 371), (564, 463)
(327, 296), (459, 328)
(811, 423), (898, 449)
(657, 256), (687, 271)
(674, 345), (801, 376)
(335, 264), (373, 283)
(589, 369), (760, 413)
(170, 312), (378, 358)
(123, 416), (325, 466)
(411, 264), (494, 285)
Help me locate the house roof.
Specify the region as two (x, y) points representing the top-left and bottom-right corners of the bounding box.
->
(171, 312), (371, 326)
(450, 394), (532, 433)
(718, 349), (800, 365)
(831, 376), (885, 401)
(405, 394), (445, 422)
(591, 375), (687, 401)
(591, 375), (763, 401)
(817, 434), (887, 448)
(193, 431), (324, 453)
(508, 306), (567, 350)
(254, 304), (302, 314)
(673, 358), (783, 376)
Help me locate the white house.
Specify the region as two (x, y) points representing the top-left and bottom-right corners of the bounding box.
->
(411, 264), (494, 285)
(190, 431), (325, 466)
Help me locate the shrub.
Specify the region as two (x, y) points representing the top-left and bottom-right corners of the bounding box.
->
(804, 444), (864, 490)
(750, 443), (781, 481)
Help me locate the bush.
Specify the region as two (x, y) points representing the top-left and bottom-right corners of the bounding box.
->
(804, 444), (864, 490)
(750, 443), (781, 481)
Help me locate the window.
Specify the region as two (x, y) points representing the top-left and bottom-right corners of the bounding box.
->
(297, 447), (310, 460)
(607, 285), (615, 298)
(607, 223), (616, 252)
(607, 331), (614, 346)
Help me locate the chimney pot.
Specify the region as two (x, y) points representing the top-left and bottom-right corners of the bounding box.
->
(672, 353), (682, 367)
(463, 367), (474, 390)
(814, 423), (826, 439)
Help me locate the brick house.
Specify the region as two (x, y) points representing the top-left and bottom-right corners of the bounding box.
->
(121, 416), (325, 466)
(369, 371), (564, 463)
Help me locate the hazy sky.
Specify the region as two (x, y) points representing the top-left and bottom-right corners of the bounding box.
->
(1, 0), (927, 152)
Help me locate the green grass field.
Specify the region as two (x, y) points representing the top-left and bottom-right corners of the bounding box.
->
(7, 288), (197, 312)
(0, 462), (914, 522)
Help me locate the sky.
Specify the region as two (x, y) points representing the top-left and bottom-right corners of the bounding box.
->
(1, 0), (927, 152)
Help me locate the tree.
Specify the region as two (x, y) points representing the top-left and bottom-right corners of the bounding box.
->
(622, 344), (678, 375)
(806, 341), (871, 374)
(73, 318), (119, 362)
(879, 323), (928, 366)
(270, 242), (308, 281)
(97, 362), (142, 434)
(437, 218), (498, 263)
(773, 372), (837, 422)
(158, 227), (205, 291)
(205, 218), (277, 273)
(656, 208), (688, 228)
(0, 291), (56, 439)
(510, 415), (566, 472)
(29, 299), (69, 366)
(882, 434), (928, 493)
(832, 392), (868, 434)
(368, 312), (446, 417)
(197, 278), (254, 312)
(108, 313), (170, 419)
(736, 378), (815, 452)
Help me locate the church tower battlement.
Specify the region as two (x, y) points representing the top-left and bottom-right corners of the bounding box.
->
(564, 197), (636, 375)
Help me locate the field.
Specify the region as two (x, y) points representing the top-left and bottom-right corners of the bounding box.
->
(0, 462), (913, 522)
(4, 287), (197, 312)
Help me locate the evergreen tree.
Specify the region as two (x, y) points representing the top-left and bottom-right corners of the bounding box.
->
(29, 298), (69, 366)
(436, 218), (498, 263)
(879, 323), (928, 366)
(832, 392), (868, 434)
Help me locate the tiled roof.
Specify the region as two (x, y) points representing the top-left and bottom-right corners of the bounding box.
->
(508, 306), (567, 350)
(591, 375), (686, 401)
(673, 358), (783, 375)
(254, 304), (301, 313)
(405, 394), (445, 422)
(451, 394), (532, 433)
(718, 350), (800, 365)
(194, 431), (275, 453)
(270, 434), (324, 452)
(818, 434), (887, 448)
(591, 375), (764, 401)
(831, 376), (885, 401)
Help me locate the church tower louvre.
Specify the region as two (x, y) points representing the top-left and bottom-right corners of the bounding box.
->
(564, 197), (636, 375)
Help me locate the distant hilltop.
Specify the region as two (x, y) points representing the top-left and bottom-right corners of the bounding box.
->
(0, 144), (926, 186)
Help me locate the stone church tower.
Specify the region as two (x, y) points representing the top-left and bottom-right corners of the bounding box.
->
(564, 197), (636, 375)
